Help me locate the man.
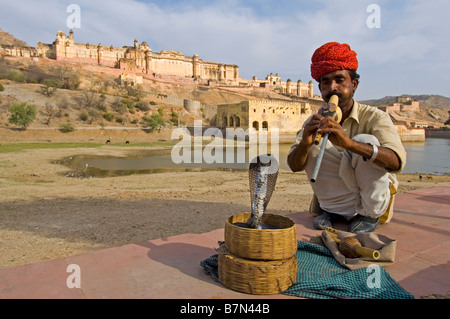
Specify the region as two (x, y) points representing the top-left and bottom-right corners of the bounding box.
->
(287, 42), (406, 233)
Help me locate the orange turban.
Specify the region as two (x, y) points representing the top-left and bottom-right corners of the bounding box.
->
(310, 42), (358, 82)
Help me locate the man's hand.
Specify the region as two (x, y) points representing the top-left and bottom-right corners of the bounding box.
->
(317, 117), (401, 171)
(317, 116), (352, 149)
(302, 114), (324, 146)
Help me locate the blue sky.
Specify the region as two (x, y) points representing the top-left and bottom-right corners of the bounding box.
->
(0, 0), (449, 100)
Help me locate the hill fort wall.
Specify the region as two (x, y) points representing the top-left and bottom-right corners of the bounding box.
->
(35, 30), (239, 85)
(1, 30), (314, 97)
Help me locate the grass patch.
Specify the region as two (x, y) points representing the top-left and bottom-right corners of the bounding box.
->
(0, 142), (103, 153)
(0, 141), (176, 153)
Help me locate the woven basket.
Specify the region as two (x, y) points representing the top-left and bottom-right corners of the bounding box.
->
(218, 245), (297, 295)
(224, 212), (297, 260)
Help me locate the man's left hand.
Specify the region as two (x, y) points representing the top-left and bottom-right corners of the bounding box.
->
(317, 117), (352, 149)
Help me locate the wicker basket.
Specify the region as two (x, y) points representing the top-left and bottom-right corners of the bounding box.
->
(218, 245), (297, 295)
(224, 212), (297, 260)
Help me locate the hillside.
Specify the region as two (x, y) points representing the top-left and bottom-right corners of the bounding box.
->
(0, 29), (32, 47)
(359, 94), (450, 125)
(0, 55), (256, 130)
(360, 94), (450, 109)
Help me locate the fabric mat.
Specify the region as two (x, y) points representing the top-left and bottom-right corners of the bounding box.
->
(200, 241), (414, 299)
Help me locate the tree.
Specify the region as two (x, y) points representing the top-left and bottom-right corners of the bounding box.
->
(73, 91), (100, 110)
(8, 103), (36, 129)
(52, 65), (80, 90)
(39, 78), (59, 97)
(143, 113), (166, 132)
(42, 102), (61, 125)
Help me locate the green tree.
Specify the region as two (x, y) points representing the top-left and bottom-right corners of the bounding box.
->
(8, 103), (36, 129)
(143, 113), (166, 132)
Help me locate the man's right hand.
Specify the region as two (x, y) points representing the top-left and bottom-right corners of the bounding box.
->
(302, 114), (324, 146)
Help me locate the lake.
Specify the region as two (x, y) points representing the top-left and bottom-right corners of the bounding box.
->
(64, 137), (449, 177)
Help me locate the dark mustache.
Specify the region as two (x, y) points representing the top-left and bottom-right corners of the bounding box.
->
(326, 91), (342, 100)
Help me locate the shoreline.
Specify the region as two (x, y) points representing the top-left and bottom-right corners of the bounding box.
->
(0, 144), (449, 270)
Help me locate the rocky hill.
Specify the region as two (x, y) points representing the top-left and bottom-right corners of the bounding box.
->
(0, 29), (32, 47)
(360, 94), (450, 109)
(359, 94), (450, 126)
(0, 55), (255, 130)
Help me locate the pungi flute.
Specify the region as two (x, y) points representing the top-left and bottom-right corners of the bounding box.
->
(310, 95), (341, 183)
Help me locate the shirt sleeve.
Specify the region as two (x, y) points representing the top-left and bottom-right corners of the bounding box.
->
(367, 110), (407, 173)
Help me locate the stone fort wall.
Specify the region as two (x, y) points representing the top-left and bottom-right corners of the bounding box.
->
(35, 30), (239, 84)
(217, 99), (312, 134)
(2, 30), (315, 98)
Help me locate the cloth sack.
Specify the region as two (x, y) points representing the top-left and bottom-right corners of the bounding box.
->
(320, 229), (396, 270)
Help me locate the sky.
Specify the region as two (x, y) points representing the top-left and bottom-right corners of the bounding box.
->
(0, 0), (449, 100)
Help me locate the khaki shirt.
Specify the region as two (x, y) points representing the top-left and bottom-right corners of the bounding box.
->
(290, 100), (406, 173)
(289, 100), (406, 216)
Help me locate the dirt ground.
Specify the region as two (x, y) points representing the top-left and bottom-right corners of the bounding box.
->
(0, 144), (449, 270)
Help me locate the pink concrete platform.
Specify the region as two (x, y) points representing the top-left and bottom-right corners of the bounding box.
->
(0, 187), (448, 299)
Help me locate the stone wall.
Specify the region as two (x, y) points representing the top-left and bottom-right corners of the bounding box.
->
(217, 99), (311, 134)
(35, 30), (239, 84)
(394, 124), (425, 142)
(0, 44), (37, 58)
(0, 127), (173, 144)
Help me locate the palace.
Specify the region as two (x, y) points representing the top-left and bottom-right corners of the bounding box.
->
(1, 30), (314, 96)
(35, 30), (239, 84)
(1, 29), (317, 134)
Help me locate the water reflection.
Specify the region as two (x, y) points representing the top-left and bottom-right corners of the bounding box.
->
(57, 137), (450, 178)
(402, 138), (450, 175)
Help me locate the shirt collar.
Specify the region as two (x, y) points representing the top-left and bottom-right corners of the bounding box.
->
(347, 99), (360, 124)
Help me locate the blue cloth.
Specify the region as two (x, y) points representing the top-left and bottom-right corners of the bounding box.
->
(283, 241), (413, 299)
(200, 241), (414, 299)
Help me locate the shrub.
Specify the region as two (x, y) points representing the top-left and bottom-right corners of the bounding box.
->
(103, 112), (115, 121)
(122, 98), (136, 113)
(115, 117), (124, 124)
(39, 81), (57, 97)
(96, 104), (107, 112)
(79, 112), (89, 121)
(135, 101), (150, 111)
(0, 83), (4, 91)
(59, 122), (75, 133)
(0, 70), (26, 83)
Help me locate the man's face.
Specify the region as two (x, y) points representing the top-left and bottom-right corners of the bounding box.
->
(318, 70), (358, 107)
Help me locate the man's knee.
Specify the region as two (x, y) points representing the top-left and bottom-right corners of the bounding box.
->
(352, 134), (380, 146)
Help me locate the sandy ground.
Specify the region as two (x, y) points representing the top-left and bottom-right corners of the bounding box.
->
(0, 144), (449, 270)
